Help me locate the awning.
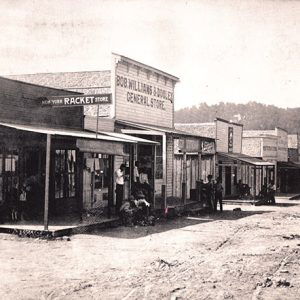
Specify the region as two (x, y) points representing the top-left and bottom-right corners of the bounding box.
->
(116, 119), (215, 141)
(218, 152), (275, 166)
(87, 129), (158, 145)
(278, 161), (300, 170)
(0, 121), (134, 143)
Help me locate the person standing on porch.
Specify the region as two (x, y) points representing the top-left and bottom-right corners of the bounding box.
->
(132, 161), (140, 197)
(115, 164), (126, 215)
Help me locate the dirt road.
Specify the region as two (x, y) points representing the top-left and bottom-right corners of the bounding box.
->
(1, 197), (300, 300)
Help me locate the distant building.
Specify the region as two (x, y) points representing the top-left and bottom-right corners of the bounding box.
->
(176, 118), (274, 198)
(242, 129), (300, 193)
(288, 134), (300, 162)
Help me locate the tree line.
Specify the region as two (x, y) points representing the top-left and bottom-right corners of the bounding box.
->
(175, 102), (300, 133)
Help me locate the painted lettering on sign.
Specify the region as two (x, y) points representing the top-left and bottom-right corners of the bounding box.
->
(41, 94), (112, 107)
(126, 92), (165, 110)
(116, 75), (173, 101)
(116, 75), (175, 111)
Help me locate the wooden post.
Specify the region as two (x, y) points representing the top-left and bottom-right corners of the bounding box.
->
(182, 151), (187, 205)
(44, 134), (51, 231)
(261, 166), (264, 192)
(197, 140), (202, 203)
(253, 167), (257, 198)
(107, 156), (114, 219)
(196, 180), (202, 203)
(198, 140), (202, 181)
(153, 145), (156, 209)
(162, 184), (166, 212)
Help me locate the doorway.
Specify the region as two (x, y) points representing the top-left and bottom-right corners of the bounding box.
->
(225, 166), (232, 196)
(82, 153), (113, 213)
(23, 148), (44, 217)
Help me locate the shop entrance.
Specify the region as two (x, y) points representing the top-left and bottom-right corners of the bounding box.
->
(225, 166), (232, 196)
(23, 148), (45, 217)
(83, 153), (113, 213)
(135, 143), (156, 202)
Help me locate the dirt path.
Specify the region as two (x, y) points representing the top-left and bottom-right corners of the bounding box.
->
(1, 197), (300, 299)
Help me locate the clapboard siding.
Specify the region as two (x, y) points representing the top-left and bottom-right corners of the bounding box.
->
(115, 61), (174, 128)
(84, 116), (115, 132)
(166, 134), (173, 197)
(6, 71), (112, 119)
(0, 77), (83, 129)
(216, 119), (242, 153)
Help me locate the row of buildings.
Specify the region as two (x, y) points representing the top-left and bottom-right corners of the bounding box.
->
(0, 53), (299, 225)
(176, 120), (300, 198)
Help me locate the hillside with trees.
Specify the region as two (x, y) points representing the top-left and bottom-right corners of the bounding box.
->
(174, 102), (300, 133)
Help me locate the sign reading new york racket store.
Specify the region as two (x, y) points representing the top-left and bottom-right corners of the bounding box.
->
(41, 94), (112, 107)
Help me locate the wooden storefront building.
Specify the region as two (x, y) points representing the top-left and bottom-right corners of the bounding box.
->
(243, 129), (300, 194)
(6, 53), (215, 211)
(0, 76), (157, 226)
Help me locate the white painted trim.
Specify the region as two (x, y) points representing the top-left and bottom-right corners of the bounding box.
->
(162, 133), (167, 185)
(111, 54), (118, 119)
(121, 129), (164, 136)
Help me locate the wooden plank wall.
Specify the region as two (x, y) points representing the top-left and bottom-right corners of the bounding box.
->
(115, 61), (174, 128)
(0, 77), (83, 129)
(173, 155), (214, 199)
(166, 134), (174, 197)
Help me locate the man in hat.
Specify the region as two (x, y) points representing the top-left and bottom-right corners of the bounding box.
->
(206, 175), (215, 211)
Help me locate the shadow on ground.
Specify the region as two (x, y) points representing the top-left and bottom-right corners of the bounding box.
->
(87, 209), (271, 239)
(254, 202), (299, 207)
(272, 203), (299, 207)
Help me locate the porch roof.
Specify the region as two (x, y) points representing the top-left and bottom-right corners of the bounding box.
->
(218, 152), (275, 166)
(116, 119), (215, 141)
(0, 121), (136, 144)
(278, 161), (300, 170)
(87, 129), (158, 145)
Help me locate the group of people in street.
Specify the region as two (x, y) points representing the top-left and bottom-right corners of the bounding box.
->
(115, 162), (155, 226)
(255, 180), (276, 205)
(201, 175), (224, 212)
(114, 162), (279, 224)
(0, 175), (42, 223)
(119, 192), (155, 226)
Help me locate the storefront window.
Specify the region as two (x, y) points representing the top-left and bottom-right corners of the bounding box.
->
(0, 150), (19, 203)
(94, 154), (110, 189)
(55, 150), (76, 199)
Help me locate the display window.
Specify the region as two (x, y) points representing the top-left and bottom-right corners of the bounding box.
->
(0, 149), (19, 204)
(55, 149), (76, 199)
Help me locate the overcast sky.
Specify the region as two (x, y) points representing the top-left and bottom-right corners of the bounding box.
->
(0, 0), (299, 110)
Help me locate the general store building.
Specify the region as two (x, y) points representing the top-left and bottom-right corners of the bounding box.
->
(7, 53), (214, 211)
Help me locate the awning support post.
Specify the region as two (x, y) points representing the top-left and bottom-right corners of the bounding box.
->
(153, 144), (156, 209)
(44, 134), (51, 231)
(253, 167), (257, 198)
(182, 138), (187, 205)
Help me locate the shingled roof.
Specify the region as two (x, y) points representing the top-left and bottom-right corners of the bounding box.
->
(6, 70), (111, 92)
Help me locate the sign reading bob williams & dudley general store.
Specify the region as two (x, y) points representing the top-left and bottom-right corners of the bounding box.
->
(114, 55), (178, 128)
(41, 94), (112, 107)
